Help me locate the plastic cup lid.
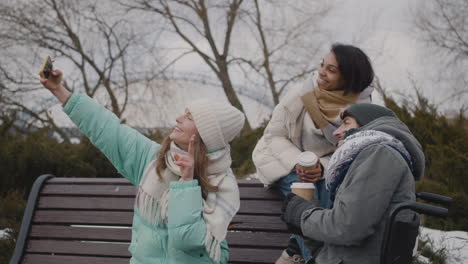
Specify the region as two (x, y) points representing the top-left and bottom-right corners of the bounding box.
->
(297, 151), (318, 167)
(291, 182), (315, 189)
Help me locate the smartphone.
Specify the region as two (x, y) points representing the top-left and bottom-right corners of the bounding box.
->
(39, 56), (53, 79)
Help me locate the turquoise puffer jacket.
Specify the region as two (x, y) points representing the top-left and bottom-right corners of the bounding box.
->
(63, 93), (230, 264)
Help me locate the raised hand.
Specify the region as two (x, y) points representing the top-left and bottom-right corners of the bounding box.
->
(296, 162), (322, 183)
(39, 68), (71, 105)
(175, 135), (196, 181)
(40, 68), (62, 91)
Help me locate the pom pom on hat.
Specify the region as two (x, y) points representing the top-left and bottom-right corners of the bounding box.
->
(187, 99), (246, 152)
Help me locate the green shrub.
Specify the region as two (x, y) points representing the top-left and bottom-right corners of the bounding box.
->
(384, 94), (468, 232)
(0, 128), (119, 198)
(415, 180), (468, 231)
(0, 190), (26, 264)
(230, 123), (266, 178)
(445, 192), (468, 231)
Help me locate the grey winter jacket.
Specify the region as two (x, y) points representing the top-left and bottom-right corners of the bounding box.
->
(300, 116), (424, 264)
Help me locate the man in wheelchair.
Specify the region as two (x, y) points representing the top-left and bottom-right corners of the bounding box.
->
(282, 103), (426, 264)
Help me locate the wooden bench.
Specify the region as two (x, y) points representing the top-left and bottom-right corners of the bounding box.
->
(11, 174), (289, 264)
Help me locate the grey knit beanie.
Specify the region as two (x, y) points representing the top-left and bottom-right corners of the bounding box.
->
(342, 103), (396, 126)
(187, 99), (245, 152)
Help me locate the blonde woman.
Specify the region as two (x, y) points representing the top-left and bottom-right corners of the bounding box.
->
(40, 69), (245, 264)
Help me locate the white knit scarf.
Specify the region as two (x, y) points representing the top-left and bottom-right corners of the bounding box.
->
(134, 142), (239, 263)
(324, 130), (412, 201)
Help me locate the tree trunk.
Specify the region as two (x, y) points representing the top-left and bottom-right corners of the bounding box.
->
(217, 63), (252, 133)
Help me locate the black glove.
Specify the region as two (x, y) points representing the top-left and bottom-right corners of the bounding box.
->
(281, 193), (319, 235)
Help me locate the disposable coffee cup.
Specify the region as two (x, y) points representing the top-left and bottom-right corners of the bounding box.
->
(291, 182), (315, 200)
(297, 151), (319, 171)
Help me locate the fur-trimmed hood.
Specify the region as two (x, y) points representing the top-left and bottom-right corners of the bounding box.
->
(346, 116), (425, 180)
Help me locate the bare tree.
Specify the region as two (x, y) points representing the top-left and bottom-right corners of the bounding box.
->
(233, 0), (329, 106)
(416, 0), (468, 59)
(414, 0), (468, 104)
(121, 0), (253, 131)
(0, 0), (162, 140)
(121, 0), (332, 132)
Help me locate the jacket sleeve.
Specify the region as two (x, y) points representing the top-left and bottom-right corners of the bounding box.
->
(63, 93), (159, 185)
(167, 180), (207, 252)
(252, 102), (302, 185)
(300, 145), (412, 246)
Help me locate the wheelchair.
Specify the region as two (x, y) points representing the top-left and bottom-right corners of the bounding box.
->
(380, 192), (453, 264)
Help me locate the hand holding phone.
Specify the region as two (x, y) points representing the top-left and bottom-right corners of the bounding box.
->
(39, 58), (70, 104)
(39, 56), (53, 79)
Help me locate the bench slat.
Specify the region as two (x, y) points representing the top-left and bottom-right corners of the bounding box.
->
(27, 239), (130, 257)
(22, 248), (282, 264)
(33, 210), (134, 225)
(239, 186), (282, 200)
(230, 214), (287, 232)
(37, 196), (283, 214)
(47, 177), (264, 187)
(239, 200), (282, 215)
(22, 254), (129, 264)
(30, 225), (131, 242)
(40, 184), (281, 200)
(41, 184), (136, 196)
(33, 210), (286, 232)
(227, 232), (288, 248)
(229, 248), (282, 263)
(37, 196), (134, 211)
(28, 225), (289, 248)
(229, 222), (288, 232)
(27, 239), (284, 262)
(232, 214), (285, 224)
(47, 177), (132, 184)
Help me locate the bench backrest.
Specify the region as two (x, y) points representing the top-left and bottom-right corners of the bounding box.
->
(11, 175), (288, 264)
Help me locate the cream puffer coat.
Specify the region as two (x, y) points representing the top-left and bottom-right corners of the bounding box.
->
(252, 73), (374, 185)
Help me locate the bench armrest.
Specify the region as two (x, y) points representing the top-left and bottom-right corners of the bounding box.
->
(416, 192), (453, 207)
(10, 174), (55, 264)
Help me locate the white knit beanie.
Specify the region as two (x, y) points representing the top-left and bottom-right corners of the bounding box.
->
(187, 99), (246, 152)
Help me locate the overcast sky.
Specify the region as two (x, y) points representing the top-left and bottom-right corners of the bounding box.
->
(37, 0), (467, 129)
(303, 0), (465, 112)
(169, 0), (465, 113)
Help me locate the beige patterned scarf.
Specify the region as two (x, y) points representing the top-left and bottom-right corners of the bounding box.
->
(135, 142), (239, 263)
(301, 87), (359, 129)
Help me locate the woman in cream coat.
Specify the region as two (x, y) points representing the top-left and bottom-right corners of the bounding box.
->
(252, 44), (375, 264)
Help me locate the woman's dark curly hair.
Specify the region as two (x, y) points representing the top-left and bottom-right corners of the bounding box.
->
(331, 43), (374, 95)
